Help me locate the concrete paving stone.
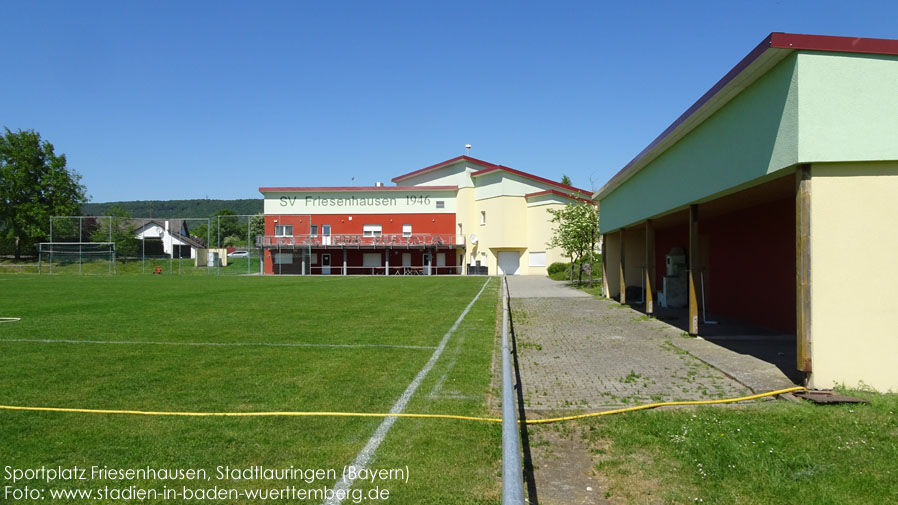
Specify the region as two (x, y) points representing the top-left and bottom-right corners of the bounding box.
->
(507, 292), (753, 411)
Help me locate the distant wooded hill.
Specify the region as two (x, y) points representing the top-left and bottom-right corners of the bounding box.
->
(82, 199), (263, 218)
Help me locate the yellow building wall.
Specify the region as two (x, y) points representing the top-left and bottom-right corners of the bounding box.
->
(470, 196), (528, 274)
(622, 228), (646, 291)
(603, 233), (621, 298)
(525, 202), (566, 275)
(809, 161), (898, 392)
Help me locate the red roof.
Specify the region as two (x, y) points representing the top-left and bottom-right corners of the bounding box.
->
(472, 165), (592, 197)
(525, 189), (595, 204)
(259, 185), (458, 192)
(390, 155), (497, 182)
(595, 32), (898, 200)
(768, 32), (898, 55)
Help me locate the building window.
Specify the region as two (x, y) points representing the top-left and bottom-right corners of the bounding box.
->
(402, 224), (412, 237)
(274, 225), (293, 236)
(363, 225), (382, 237)
(529, 252), (546, 267)
(311, 225), (318, 235)
(274, 253), (293, 264)
(310, 253), (318, 264)
(436, 200), (445, 209)
(480, 211), (486, 226)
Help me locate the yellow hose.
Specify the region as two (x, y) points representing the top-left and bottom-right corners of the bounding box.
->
(0, 386), (805, 424)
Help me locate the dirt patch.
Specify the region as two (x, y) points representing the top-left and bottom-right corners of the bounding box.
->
(527, 423), (609, 504)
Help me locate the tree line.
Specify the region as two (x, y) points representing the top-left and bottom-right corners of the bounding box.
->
(1, 128), (264, 259)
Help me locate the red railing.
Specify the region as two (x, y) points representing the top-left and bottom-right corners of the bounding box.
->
(257, 233), (464, 248)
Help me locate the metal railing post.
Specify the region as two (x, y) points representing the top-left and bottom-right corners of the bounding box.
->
(501, 276), (525, 504)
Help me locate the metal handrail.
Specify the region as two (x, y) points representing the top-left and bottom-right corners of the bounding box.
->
(256, 233), (464, 247)
(501, 276), (525, 504)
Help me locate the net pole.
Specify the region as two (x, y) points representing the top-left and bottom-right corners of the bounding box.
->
(247, 217), (251, 275)
(217, 216), (221, 276)
(206, 218), (211, 275)
(169, 221), (173, 275)
(109, 217), (113, 275)
(49, 220), (54, 274)
(78, 217), (83, 275)
(142, 221), (145, 274)
(38, 244), (42, 275)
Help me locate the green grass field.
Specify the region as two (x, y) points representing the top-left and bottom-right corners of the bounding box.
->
(0, 255), (262, 276)
(0, 275), (500, 504)
(584, 392), (898, 504)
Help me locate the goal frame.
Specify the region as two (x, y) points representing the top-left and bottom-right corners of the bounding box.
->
(38, 242), (117, 275)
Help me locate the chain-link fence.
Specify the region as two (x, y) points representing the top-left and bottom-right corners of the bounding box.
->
(45, 215), (264, 276)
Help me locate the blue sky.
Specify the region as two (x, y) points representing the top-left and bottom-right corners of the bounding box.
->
(3, 1), (896, 202)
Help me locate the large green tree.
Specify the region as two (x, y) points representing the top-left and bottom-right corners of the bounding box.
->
(547, 199), (600, 287)
(0, 128), (87, 258)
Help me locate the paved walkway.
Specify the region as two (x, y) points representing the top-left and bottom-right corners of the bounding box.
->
(509, 296), (751, 410)
(503, 276), (796, 504)
(505, 276), (795, 410)
(505, 276), (592, 298)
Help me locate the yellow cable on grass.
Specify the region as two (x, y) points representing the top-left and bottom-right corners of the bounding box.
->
(0, 387), (805, 424)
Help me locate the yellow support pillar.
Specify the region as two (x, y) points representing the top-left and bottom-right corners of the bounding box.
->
(618, 228), (626, 305)
(601, 234), (609, 298)
(645, 219), (655, 316)
(796, 164), (812, 373)
(688, 205), (699, 335)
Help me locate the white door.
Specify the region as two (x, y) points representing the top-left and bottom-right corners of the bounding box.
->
(497, 251), (520, 275)
(436, 253), (446, 274)
(321, 254), (331, 275)
(321, 225), (332, 245)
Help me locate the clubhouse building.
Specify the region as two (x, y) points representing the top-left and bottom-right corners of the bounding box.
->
(259, 156), (591, 276)
(594, 33), (898, 391)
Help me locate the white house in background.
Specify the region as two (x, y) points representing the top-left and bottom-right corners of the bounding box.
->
(134, 219), (205, 258)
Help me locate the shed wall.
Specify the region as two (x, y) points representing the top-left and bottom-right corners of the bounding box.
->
(809, 161), (898, 391)
(600, 54), (799, 232)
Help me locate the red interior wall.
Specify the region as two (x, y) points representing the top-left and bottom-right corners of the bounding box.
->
(704, 198), (795, 333)
(653, 225), (688, 288)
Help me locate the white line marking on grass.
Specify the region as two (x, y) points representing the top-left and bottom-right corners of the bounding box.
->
(323, 277), (492, 505)
(0, 338), (436, 351)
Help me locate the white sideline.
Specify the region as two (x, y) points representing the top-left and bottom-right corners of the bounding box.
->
(0, 338), (436, 351)
(323, 277), (492, 505)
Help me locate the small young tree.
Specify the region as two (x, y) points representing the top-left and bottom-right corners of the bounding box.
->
(249, 215), (264, 246)
(547, 200), (600, 286)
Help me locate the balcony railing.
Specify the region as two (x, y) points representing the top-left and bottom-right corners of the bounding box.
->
(257, 233), (465, 248)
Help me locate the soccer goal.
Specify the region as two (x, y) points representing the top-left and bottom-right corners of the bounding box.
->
(38, 242), (116, 275)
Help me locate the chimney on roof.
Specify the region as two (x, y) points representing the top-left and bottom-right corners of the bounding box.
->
(375, 182), (384, 187)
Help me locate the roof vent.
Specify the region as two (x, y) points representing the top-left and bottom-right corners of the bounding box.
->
(375, 182), (384, 187)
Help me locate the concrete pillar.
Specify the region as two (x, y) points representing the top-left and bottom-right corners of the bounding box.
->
(385, 251), (389, 276)
(343, 248), (347, 276)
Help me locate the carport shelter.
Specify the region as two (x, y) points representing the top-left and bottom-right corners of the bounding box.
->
(593, 33), (898, 391)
